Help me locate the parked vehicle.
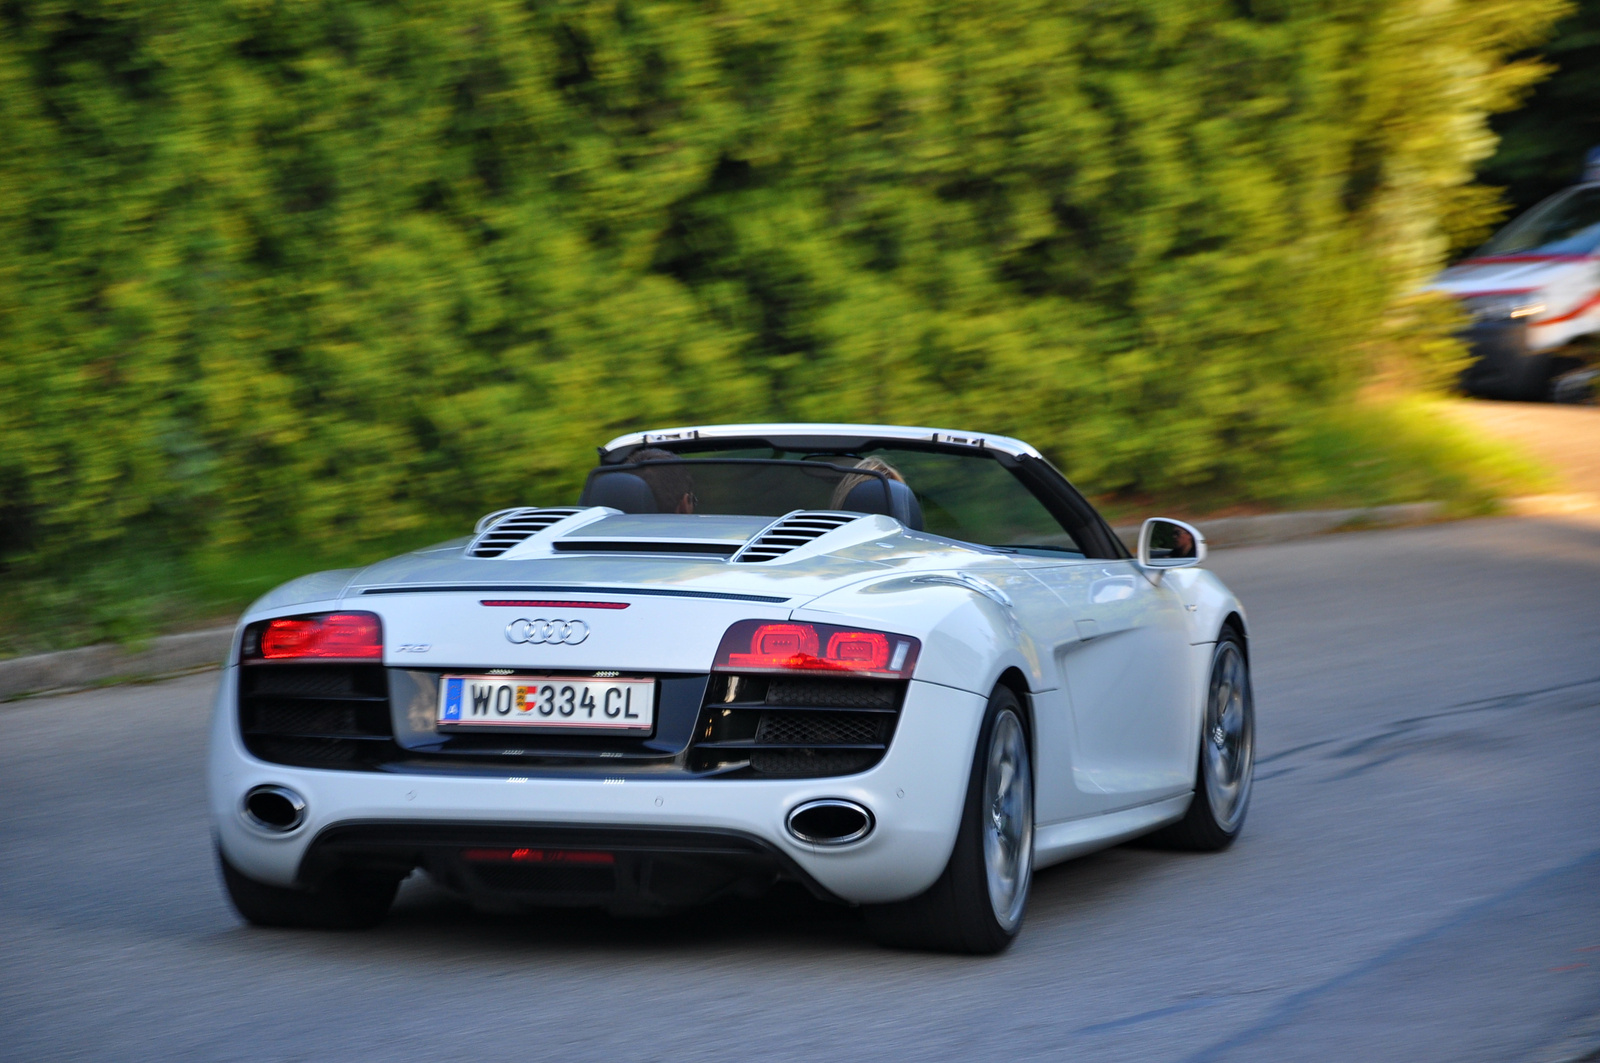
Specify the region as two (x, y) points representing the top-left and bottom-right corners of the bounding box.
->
(1430, 156), (1600, 399)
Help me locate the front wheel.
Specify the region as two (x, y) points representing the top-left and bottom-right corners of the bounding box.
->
(1149, 631), (1255, 850)
(865, 685), (1034, 954)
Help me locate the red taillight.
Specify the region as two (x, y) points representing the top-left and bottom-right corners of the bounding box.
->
(244, 612), (383, 661)
(826, 630), (891, 670)
(713, 620), (918, 679)
(728, 623), (818, 665)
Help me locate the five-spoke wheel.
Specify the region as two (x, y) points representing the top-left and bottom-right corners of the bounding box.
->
(865, 685), (1034, 954)
(1150, 628), (1255, 850)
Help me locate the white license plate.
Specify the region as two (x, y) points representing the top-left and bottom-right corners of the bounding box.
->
(438, 675), (655, 732)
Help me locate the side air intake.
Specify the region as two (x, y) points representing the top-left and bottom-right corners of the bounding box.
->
(732, 512), (859, 563)
(467, 508), (583, 558)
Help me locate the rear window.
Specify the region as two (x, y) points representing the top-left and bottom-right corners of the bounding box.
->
(590, 444), (1087, 557)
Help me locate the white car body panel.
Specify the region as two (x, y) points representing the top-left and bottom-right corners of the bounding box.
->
(209, 423), (1248, 908)
(1430, 253), (1600, 352)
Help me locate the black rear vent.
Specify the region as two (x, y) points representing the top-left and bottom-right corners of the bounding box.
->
(239, 664), (396, 769)
(688, 674), (905, 778)
(733, 512), (858, 563)
(549, 540), (740, 557)
(467, 508), (583, 558)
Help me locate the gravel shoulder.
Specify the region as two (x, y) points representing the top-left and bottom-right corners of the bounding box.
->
(1445, 398), (1600, 497)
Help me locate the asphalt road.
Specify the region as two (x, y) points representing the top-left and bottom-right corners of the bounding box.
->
(4, 514), (1600, 1063)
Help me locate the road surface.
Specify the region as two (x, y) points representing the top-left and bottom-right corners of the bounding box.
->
(3, 514), (1598, 1062)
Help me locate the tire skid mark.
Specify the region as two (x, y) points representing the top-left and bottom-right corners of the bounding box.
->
(1075, 997), (1218, 1035)
(1178, 848), (1600, 1063)
(1257, 673), (1600, 783)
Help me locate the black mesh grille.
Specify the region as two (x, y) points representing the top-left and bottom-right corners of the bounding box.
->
(688, 673), (905, 778)
(764, 678), (898, 709)
(239, 664), (396, 769)
(755, 711), (884, 745)
(249, 734), (368, 765)
(249, 700), (382, 736)
(749, 749), (879, 777)
(246, 668), (369, 699)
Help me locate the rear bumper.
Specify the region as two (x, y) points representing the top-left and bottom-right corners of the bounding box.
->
(208, 671), (985, 906)
(298, 820), (836, 912)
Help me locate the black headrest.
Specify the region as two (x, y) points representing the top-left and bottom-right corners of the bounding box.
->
(840, 478), (923, 530)
(580, 472), (657, 514)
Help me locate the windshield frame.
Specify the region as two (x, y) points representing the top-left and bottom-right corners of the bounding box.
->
(1473, 183), (1600, 260)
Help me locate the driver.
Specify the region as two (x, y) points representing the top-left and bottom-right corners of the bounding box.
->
(829, 456), (907, 509)
(630, 448), (697, 514)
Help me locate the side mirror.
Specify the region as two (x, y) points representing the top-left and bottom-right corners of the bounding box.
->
(1137, 517), (1206, 578)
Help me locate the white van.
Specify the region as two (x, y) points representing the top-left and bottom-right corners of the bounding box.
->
(1430, 166), (1600, 399)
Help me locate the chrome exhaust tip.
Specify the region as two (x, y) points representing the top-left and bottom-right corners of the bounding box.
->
(242, 785), (307, 834)
(786, 799), (874, 846)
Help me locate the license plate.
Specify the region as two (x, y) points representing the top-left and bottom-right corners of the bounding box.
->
(438, 675), (655, 732)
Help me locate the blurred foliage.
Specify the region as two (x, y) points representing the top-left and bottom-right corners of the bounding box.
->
(0, 0), (1567, 644)
(1479, 0), (1600, 218)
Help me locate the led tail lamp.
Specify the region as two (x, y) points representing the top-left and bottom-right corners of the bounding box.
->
(241, 611), (384, 662)
(712, 620), (919, 679)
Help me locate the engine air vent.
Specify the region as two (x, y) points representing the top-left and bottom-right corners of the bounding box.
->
(467, 508), (583, 558)
(732, 512), (859, 563)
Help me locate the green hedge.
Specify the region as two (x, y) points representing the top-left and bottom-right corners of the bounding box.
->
(0, 0), (1565, 566)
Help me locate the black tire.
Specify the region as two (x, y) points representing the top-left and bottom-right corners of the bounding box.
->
(1508, 351), (1553, 402)
(865, 685), (1034, 955)
(219, 847), (399, 930)
(1148, 631), (1255, 851)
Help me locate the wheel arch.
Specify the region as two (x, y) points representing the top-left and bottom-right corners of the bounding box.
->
(1221, 611), (1249, 661)
(994, 666), (1037, 757)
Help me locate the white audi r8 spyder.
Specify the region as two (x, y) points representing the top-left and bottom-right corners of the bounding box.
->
(209, 424), (1254, 953)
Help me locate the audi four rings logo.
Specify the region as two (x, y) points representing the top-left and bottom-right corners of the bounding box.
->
(505, 618), (591, 645)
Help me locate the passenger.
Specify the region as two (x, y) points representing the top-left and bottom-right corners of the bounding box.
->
(630, 448), (698, 514)
(830, 456), (906, 510)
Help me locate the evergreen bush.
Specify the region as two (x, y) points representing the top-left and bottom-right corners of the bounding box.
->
(0, 0), (1566, 571)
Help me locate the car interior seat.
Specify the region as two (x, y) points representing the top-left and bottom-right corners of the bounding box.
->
(840, 478), (924, 530)
(580, 472), (658, 513)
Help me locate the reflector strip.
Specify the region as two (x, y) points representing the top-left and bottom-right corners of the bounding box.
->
(1531, 290), (1600, 326)
(480, 600), (630, 609)
(461, 848), (616, 865)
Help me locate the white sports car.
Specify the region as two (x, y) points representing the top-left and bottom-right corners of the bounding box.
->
(209, 423), (1254, 953)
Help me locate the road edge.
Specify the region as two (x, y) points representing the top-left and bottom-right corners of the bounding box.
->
(5, 494), (1594, 701)
(0, 626), (233, 702)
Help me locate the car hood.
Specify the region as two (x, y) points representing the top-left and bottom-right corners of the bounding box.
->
(1429, 256), (1589, 296)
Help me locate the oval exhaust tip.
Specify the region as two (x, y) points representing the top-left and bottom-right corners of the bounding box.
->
(243, 785), (306, 833)
(786, 799), (874, 846)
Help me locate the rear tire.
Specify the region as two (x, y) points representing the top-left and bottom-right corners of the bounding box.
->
(865, 685), (1034, 954)
(219, 848), (399, 930)
(1148, 631), (1254, 851)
